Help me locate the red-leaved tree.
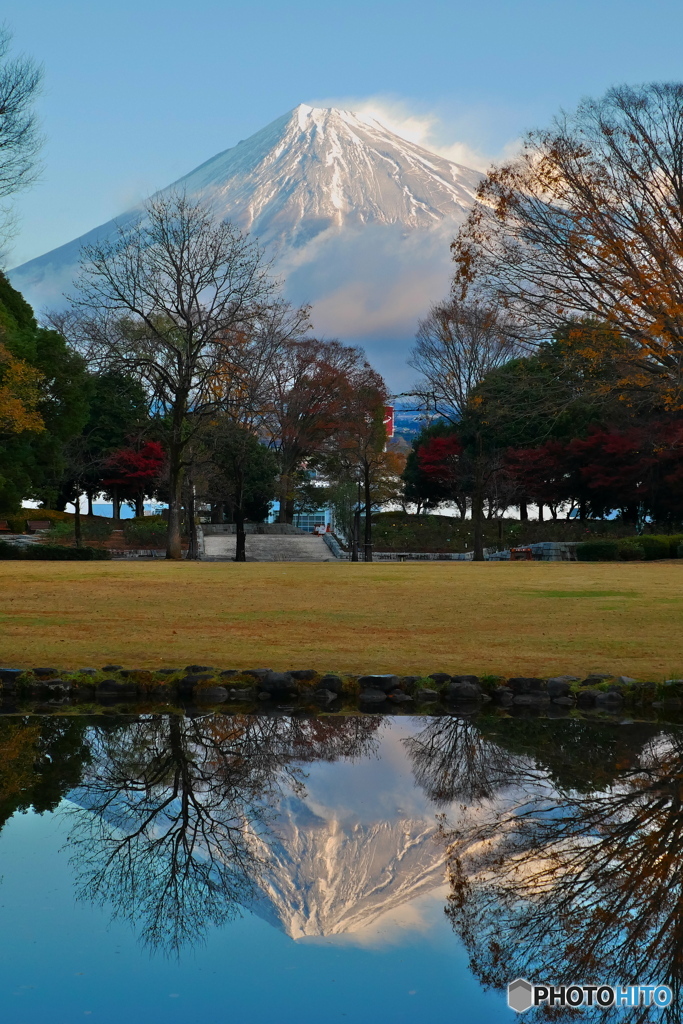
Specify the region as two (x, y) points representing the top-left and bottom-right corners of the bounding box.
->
(504, 441), (573, 519)
(102, 441), (165, 517)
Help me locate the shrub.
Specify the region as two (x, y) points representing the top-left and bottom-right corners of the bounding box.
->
(576, 540), (618, 561)
(0, 541), (111, 560)
(1, 509), (86, 533)
(51, 518), (113, 542)
(122, 516), (167, 546)
(666, 534), (683, 557)
(616, 539), (645, 561)
(637, 536), (670, 560)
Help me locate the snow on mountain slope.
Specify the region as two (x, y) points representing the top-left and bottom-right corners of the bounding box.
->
(9, 105), (482, 385)
(171, 104), (480, 245)
(251, 795), (445, 940)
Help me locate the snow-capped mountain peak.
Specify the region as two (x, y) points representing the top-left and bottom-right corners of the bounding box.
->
(9, 104), (482, 386)
(166, 103), (480, 248)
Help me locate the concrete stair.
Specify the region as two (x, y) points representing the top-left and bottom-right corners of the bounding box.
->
(202, 534), (336, 562)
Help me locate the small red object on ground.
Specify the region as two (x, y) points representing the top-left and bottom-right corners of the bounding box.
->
(510, 547), (533, 561)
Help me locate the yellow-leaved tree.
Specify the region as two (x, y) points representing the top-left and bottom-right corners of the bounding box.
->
(0, 341), (45, 435)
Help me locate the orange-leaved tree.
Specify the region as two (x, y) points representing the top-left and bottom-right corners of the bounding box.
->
(0, 341), (44, 436)
(452, 83), (683, 409)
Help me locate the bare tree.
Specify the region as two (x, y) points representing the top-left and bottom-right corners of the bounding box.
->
(206, 301), (309, 556)
(452, 83), (683, 407)
(409, 297), (522, 422)
(328, 364), (389, 561)
(67, 714), (381, 955)
(442, 729), (683, 1022)
(403, 716), (525, 806)
(408, 297), (521, 559)
(265, 338), (368, 524)
(63, 192), (291, 558)
(0, 26), (42, 208)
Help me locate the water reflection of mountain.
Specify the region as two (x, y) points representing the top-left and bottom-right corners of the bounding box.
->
(251, 794), (444, 939)
(11, 707), (679, 1006)
(55, 714), (453, 952)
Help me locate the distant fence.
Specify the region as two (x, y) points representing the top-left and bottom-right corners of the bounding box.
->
(328, 540), (580, 562)
(202, 523), (307, 536)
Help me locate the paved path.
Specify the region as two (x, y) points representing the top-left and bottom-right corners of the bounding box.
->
(202, 534), (337, 561)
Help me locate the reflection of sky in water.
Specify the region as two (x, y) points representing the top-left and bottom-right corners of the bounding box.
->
(0, 716), (514, 1023)
(293, 718), (438, 824)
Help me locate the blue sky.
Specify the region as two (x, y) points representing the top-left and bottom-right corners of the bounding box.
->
(7, 0), (683, 265)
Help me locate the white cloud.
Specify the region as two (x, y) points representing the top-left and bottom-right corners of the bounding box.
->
(304, 93), (521, 173)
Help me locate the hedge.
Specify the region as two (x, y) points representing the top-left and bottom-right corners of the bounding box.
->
(616, 538), (645, 561)
(0, 510), (114, 534)
(0, 541), (111, 560)
(122, 516), (167, 546)
(578, 534), (681, 562)
(637, 536), (671, 560)
(576, 540), (619, 561)
(51, 519), (113, 542)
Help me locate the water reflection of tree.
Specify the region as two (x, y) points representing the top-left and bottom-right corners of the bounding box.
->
(0, 717), (90, 833)
(68, 714), (380, 954)
(441, 728), (683, 1023)
(403, 715), (529, 805)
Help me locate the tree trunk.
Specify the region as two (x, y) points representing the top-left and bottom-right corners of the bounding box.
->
(472, 437), (485, 562)
(87, 491), (93, 517)
(135, 491), (144, 518)
(351, 478), (361, 561)
(185, 483), (199, 560)
(472, 488), (485, 561)
(278, 473), (289, 524)
(74, 492), (82, 548)
(210, 503), (222, 524)
(579, 499), (586, 522)
(363, 462), (373, 562)
(235, 510), (246, 561)
(538, 504), (544, 522)
(166, 449), (183, 560)
(166, 401), (187, 560)
(112, 484), (120, 522)
(234, 470), (246, 562)
(519, 498), (528, 521)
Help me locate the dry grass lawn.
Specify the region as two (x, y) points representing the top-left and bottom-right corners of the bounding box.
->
(0, 560), (681, 678)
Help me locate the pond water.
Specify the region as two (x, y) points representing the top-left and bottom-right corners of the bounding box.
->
(0, 713), (679, 1023)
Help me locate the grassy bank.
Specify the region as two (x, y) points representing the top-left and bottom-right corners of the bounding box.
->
(0, 560), (681, 677)
(371, 511), (667, 553)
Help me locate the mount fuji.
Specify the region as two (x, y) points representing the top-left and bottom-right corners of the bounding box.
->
(9, 104), (482, 386)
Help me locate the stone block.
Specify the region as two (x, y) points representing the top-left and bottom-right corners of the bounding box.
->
(546, 678), (571, 698)
(446, 680), (482, 701)
(358, 688), (388, 704)
(260, 671), (296, 694)
(195, 686), (228, 702)
(507, 677), (544, 694)
(318, 675), (343, 694)
(358, 675), (400, 693)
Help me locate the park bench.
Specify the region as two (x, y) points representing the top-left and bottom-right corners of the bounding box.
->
(0, 520), (10, 532)
(26, 520), (52, 533)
